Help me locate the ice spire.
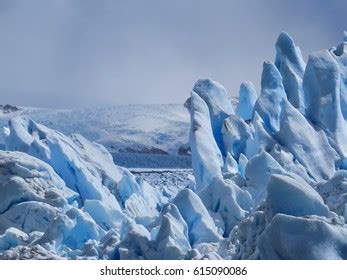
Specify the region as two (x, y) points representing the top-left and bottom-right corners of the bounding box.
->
(275, 32), (306, 114)
(235, 81), (257, 121)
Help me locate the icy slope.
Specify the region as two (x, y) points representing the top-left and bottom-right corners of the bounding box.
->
(5, 116), (165, 228)
(1, 117), (169, 259)
(0, 104), (190, 155)
(0, 117), (225, 259)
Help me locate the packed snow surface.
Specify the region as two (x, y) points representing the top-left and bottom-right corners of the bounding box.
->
(2, 31), (347, 260)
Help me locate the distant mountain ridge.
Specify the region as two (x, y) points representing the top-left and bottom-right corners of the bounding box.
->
(0, 104), (21, 114)
(0, 100), (238, 157)
(0, 104), (190, 155)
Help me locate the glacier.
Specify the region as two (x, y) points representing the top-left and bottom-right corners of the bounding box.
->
(1, 31), (347, 260)
(188, 31), (347, 260)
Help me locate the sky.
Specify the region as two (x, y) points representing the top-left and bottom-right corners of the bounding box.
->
(0, 0), (346, 109)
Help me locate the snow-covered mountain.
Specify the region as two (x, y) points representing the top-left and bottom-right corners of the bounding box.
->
(0, 104), (191, 155)
(2, 31), (347, 260)
(0, 104), (21, 115)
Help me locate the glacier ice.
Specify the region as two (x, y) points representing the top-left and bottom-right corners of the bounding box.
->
(255, 61), (338, 181)
(173, 188), (221, 245)
(275, 32), (306, 113)
(198, 177), (252, 235)
(254, 61), (287, 134)
(244, 151), (285, 207)
(244, 111), (275, 159)
(189, 79), (234, 155)
(0, 115), (224, 259)
(227, 211), (266, 260)
(186, 31), (347, 260)
(315, 170), (347, 218)
(266, 174), (335, 219)
(0, 151), (77, 234)
(222, 152), (239, 176)
(303, 43), (347, 159)
(5, 117), (124, 205)
(0, 118), (166, 259)
(189, 92), (224, 190)
(258, 214), (347, 260)
(153, 203), (191, 259)
(222, 114), (252, 160)
(5, 116), (165, 231)
(0, 228), (28, 252)
(235, 81), (257, 121)
(0, 244), (63, 260)
(2, 31), (347, 260)
(0, 151), (77, 213)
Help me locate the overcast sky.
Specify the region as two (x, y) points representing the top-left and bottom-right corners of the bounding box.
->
(0, 0), (346, 108)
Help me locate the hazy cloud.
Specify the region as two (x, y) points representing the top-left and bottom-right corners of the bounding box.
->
(0, 0), (346, 108)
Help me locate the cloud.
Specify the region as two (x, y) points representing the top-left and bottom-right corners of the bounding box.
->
(0, 0), (345, 108)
